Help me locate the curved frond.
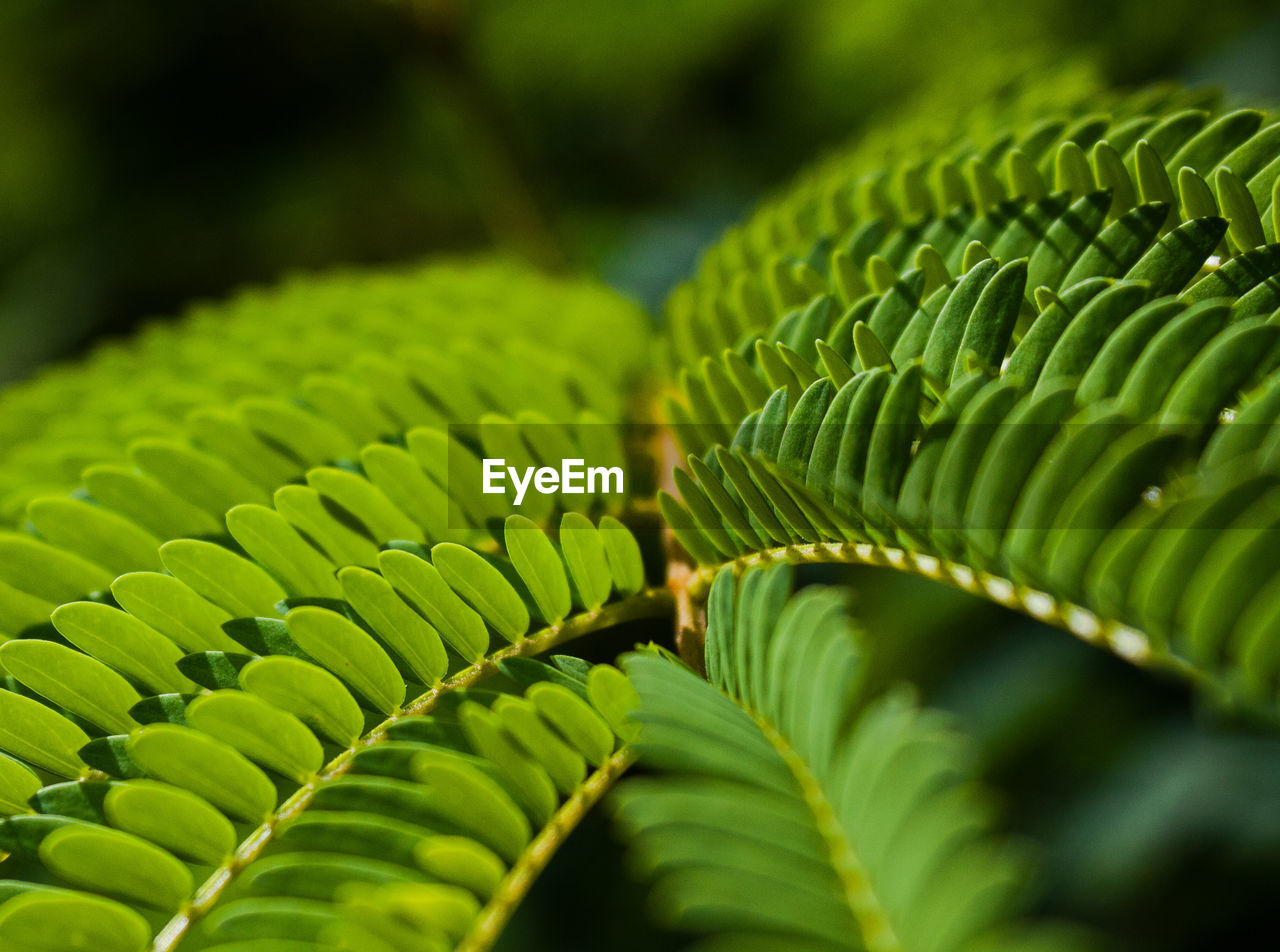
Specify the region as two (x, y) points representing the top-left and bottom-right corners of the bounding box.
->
(659, 85), (1280, 716)
(0, 259), (649, 522)
(616, 564), (1092, 952)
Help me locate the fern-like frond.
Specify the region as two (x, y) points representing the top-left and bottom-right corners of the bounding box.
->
(657, 84), (1280, 715)
(0, 259), (649, 521)
(0, 261), (666, 948)
(664, 84), (1277, 376)
(0, 652), (644, 951)
(615, 564), (1091, 952)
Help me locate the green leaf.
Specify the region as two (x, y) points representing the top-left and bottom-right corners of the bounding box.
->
(491, 695), (586, 795)
(0, 889), (150, 952)
(0, 753), (40, 815)
(226, 504), (343, 600)
(617, 567), (1082, 952)
(186, 690), (324, 782)
(110, 571), (241, 653)
(130, 438), (269, 515)
(0, 688), (89, 778)
(51, 601), (196, 695)
(359, 443), (449, 542)
(409, 757), (531, 863)
(38, 823), (193, 912)
(25, 497), (163, 576)
(597, 516), (645, 596)
(82, 464), (221, 540)
(275, 811), (433, 868)
(0, 533), (113, 604)
(527, 682), (614, 767)
(378, 549), (489, 662)
(431, 543), (530, 641)
(239, 656), (365, 746)
(238, 397), (358, 467)
(126, 723), (277, 823)
(559, 513), (613, 612)
(504, 515), (572, 624)
(238, 852), (423, 902)
(1217, 167), (1267, 251)
(458, 702), (558, 825)
(585, 664), (641, 742)
(339, 566), (448, 687)
(273, 485), (380, 569)
(0, 639), (140, 735)
(286, 607), (405, 716)
(306, 467), (424, 546)
(414, 836), (507, 901)
(160, 539), (288, 619)
(103, 779), (237, 865)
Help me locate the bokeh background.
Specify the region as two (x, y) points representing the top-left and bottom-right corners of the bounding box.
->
(5, 1), (1280, 949)
(4, 0), (1279, 380)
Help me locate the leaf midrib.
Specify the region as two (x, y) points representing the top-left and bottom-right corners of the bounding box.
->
(753, 710), (901, 952)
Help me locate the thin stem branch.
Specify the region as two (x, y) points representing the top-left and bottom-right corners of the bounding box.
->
(687, 540), (1224, 695)
(456, 747), (636, 952)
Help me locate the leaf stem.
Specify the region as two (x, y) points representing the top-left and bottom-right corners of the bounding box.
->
(150, 588), (672, 951)
(755, 713), (900, 952)
(689, 540), (1220, 692)
(456, 747), (636, 952)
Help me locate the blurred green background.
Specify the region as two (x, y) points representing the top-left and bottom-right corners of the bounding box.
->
(5, 2), (1280, 948)
(2, 0), (1277, 380)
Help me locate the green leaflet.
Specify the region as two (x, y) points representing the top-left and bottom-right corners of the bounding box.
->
(414, 836), (507, 901)
(0, 889), (150, 952)
(378, 549), (490, 662)
(559, 512), (614, 612)
(306, 467), (424, 546)
(26, 497), (163, 576)
(585, 664), (641, 743)
(238, 656), (366, 746)
(110, 571), (241, 653)
(285, 607), (406, 716)
(458, 702), (559, 824)
(38, 823), (192, 912)
(130, 439), (269, 516)
(0, 753), (41, 815)
(226, 504), (344, 600)
(527, 682), (615, 767)
(432, 543), (530, 641)
(51, 601), (196, 695)
(409, 758), (531, 864)
(0, 689), (90, 778)
(186, 691), (325, 782)
(0, 639), (140, 735)
(238, 399), (358, 470)
(359, 443), (449, 542)
(504, 515), (572, 624)
(126, 723), (277, 823)
(81, 465), (220, 543)
(491, 695), (587, 794)
(160, 539), (287, 620)
(273, 485), (379, 569)
(0, 533), (111, 606)
(103, 779), (237, 865)
(339, 566), (448, 687)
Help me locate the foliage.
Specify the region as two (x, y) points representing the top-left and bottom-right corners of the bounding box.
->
(617, 564), (1094, 952)
(661, 88), (1280, 720)
(2, 24), (1280, 952)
